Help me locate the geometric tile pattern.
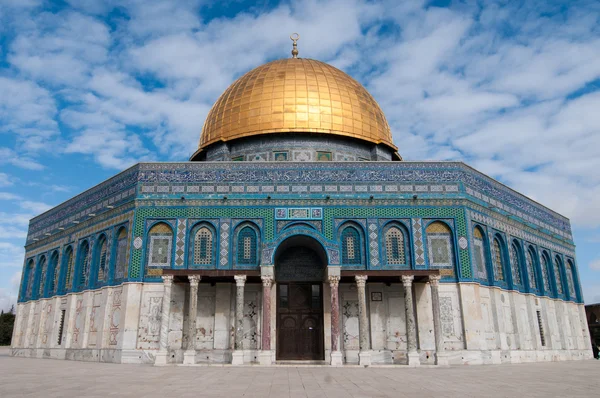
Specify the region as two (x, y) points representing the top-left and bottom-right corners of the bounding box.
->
(412, 218), (425, 266)
(175, 219), (186, 267)
(368, 220), (379, 267)
(219, 219), (231, 268)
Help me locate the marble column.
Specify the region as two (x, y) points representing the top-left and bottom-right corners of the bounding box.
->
(259, 275), (273, 365)
(183, 275), (201, 365)
(429, 275), (448, 366)
(154, 275), (173, 366)
(329, 275), (343, 366)
(355, 275), (371, 366)
(231, 274), (246, 365)
(402, 275), (420, 367)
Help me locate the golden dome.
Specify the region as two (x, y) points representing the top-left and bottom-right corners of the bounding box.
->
(194, 57), (398, 157)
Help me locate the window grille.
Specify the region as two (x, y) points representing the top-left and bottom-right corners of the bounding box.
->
(509, 244), (522, 285)
(385, 227), (405, 265)
(115, 228), (128, 279)
(492, 239), (505, 281)
(194, 227), (213, 265)
(97, 237), (108, 282)
(426, 222), (454, 268)
(78, 242), (90, 288)
(341, 227), (361, 265)
(525, 248), (537, 289)
(38, 257), (47, 297)
(566, 262), (576, 298)
(473, 227), (487, 279)
(541, 254), (551, 293)
(237, 226), (257, 265)
(65, 247), (74, 290)
(554, 257), (563, 295)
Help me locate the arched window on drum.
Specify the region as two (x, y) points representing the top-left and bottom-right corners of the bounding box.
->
(48, 251), (60, 296)
(472, 226), (488, 280)
(509, 241), (523, 287)
(383, 224), (408, 266)
(37, 256), (47, 298)
(525, 246), (538, 290)
(341, 225), (363, 266)
(540, 251), (552, 294)
(146, 223), (174, 274)
(426, 222), (455, 271)
(63, 246), (75, 291)
(566, 260), (577, 300)
(236, 225), (258, 267)
(24, 259), (34, 300)
(553, 255), (565, 296)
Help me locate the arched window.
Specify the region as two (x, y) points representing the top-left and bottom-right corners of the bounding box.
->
(472, 226), (488, 279)
(492, 237), (505, 282)
(540, 252), (551, 294)
(64, 246), (74, 290)
(114, 227), (128, 280)
(77, 241), (91, 289)
(509, 242), (522, 286)
(237, 225), (258, 266)
(38, 256), (47, 298)
(384, 225), (407, 265)
(341, 226), (362, 265)
(554, 256), (564, 295)
(566, 260), (576, 299)
(426, 221), (454, 268)
(525, 246), (537, 290)
(25, 259), (34, 299)
(193, 226), (214, 266)
(95, 235), (108, 285)
(48, 252), (59, 296)
(147, 223), (173, 269)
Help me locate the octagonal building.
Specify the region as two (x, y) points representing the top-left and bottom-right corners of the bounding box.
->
(11, 46), (593, 366)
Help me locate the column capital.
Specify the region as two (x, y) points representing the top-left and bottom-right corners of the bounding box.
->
(234, 274), (247, 286)
(161, 275), (174, 286)
(429, 275), (441, 286)
(355, 275), (368, 287)
(261, 275), (273, 288)
(328, 275), (340, 288)
(188, 275), (201, 286)
(401, 274), (414, 287)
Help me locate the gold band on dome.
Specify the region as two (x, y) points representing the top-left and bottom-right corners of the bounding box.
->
(198, 58), (398, 154)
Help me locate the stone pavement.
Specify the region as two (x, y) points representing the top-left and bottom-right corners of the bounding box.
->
(0, 350), (598, 398)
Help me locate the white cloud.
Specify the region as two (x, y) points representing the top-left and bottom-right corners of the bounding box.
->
(0, 271), (22, 313)
(0, 173), (12, 187)
(0, 147), (44, 170)
(590, 259), (600, 271)
(0, 192), (21, 201)
(0, 242), (24, 268)
(19, 200), (52, 214)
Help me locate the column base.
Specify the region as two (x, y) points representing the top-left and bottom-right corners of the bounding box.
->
(183, 350), (196, 365)
(231, 350), (244, 365)
(435, 351), (449, 366)
(407, 351), (420, 367)
(359, 351), (371, 367)
(330, 351), (343, 366)
(154, 351), (169, 366)
(258, 350), (273, 365)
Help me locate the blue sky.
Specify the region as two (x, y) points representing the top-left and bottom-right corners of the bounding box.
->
(0, 0), (599, 310)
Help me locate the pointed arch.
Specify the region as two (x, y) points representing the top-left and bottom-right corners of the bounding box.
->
(566, 259), (577, 300)
(382, 222), (410, 267)
(37, 255), (48, 298)
(525, 245), (538, 291)
(114, 226), (128, 280)
(235, 222), (259, 267)
(63, 246), (75, 291)
(94, 234), (109, 286)
(553, 255), (565, 296)
(491, 235), (506, 282)
(24, 259), (35, 300)
(189, 222), (216, 267)
(76, 240), (91, 290)
(146, 222), (174, 271)
(48, 251), (60, 296)
(339, 222), (365, 267)
(472, 225), (488, 280)
(426, 221), (455, 269)
(540, 250), (552, 295)
(509, 240), (523, 287)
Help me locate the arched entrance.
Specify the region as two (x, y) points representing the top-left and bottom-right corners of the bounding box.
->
(275, 235), (326, 360)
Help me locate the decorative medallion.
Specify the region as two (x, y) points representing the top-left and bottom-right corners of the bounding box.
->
(133, 237), (143, 249)
(458, 236), (468, 250)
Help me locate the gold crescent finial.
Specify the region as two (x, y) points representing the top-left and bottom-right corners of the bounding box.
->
(290, 33), (300, 58)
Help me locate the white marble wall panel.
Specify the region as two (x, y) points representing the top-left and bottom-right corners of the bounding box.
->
(137, 286), (165, 350)
(438, 284), (464, 350)
(195, 286), (216, 349)
(384, 286), (407, 351)
(213, 283), (231, 350)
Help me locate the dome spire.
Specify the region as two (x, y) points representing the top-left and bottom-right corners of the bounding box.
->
(290, 33), (300, 58)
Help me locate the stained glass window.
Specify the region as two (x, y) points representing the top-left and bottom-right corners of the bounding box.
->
(237, 226), (257, 265)
(385, 226), (406, 265)
(509, 243), (522, 285)
(566, 261), (576, 298)
(148, 223), (173, 268)
(541, 253), (551, 293)
(492, 238), (505, 281)
(64, 246), (74, 290)
(426, 222), (454, 268)
(96, 235), (108, 283)
(49, 252), (59, 295)
(525, 247), (537, 289)
(25, 260), (34, 299)
(341, 226), (361, 265)
(194, 227), (213, 265)
(78, 241), (90, 289)
(554, 256), (563, 295)
(473, 227), (487, 279)
(38, 256), (47, 298)
(115, 228), (128, 280)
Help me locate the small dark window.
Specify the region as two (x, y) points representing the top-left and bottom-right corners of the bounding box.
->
(311, 284), (320, 309)
(536, 310), (545, 347)
(57, 310), (66, 345)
